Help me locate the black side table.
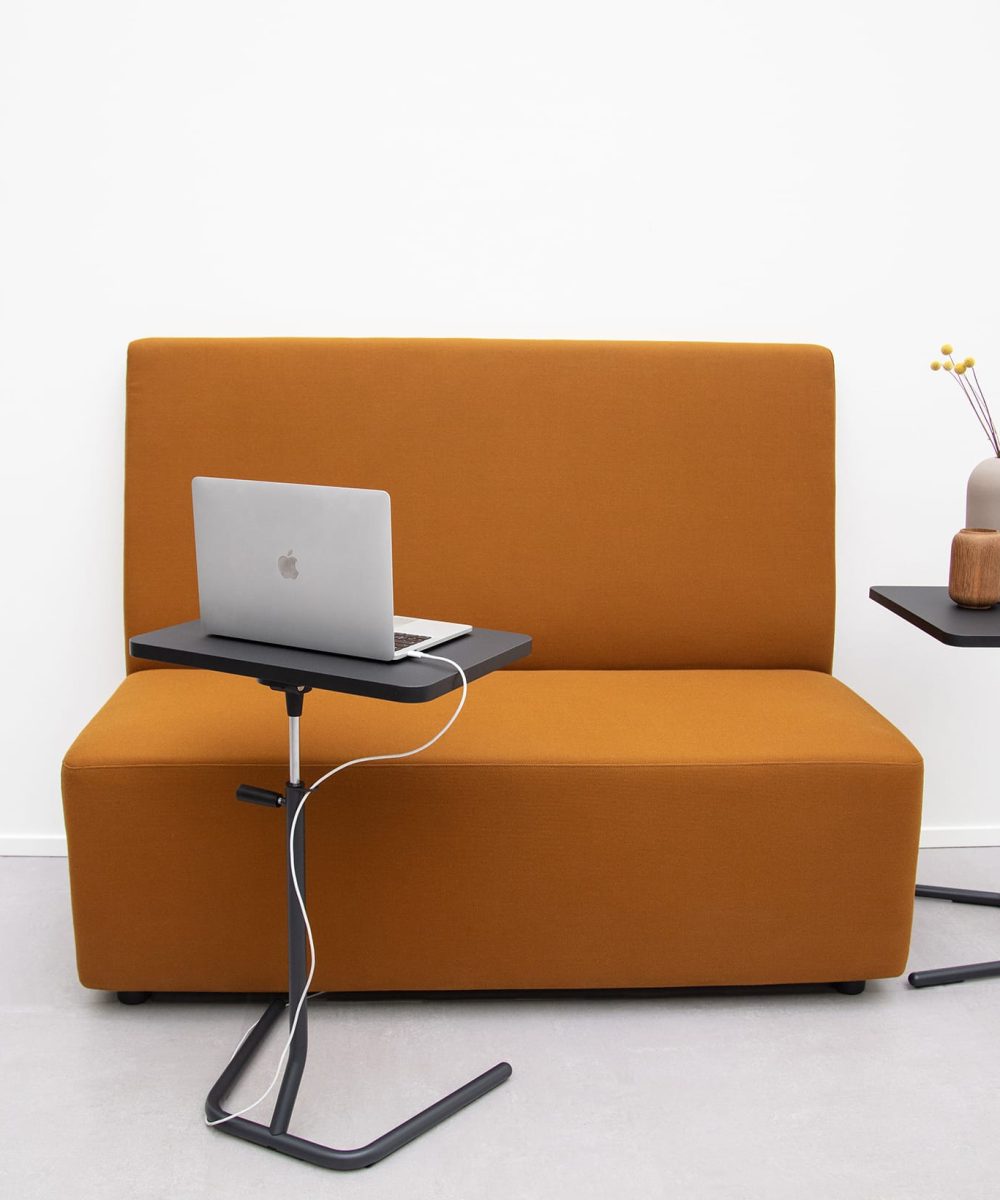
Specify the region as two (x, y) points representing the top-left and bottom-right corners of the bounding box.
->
(870, 585), (1000, 988)
(130, 620), (532, 1171)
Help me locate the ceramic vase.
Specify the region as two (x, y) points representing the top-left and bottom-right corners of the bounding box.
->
(948, 527), (1000, 609)
(966, 456), (1000, 529)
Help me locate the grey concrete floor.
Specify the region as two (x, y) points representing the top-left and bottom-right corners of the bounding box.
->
(1, 850), (999, 1200)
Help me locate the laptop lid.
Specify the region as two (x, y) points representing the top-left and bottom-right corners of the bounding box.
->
(192, 477), (395, 658)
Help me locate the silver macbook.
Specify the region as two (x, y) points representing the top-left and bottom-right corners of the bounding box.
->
(191, 477), (472, 661)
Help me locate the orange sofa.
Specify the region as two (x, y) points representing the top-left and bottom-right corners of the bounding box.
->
(62, 339), (923, 996)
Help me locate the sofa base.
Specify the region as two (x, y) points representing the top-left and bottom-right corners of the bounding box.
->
(114, 980), (870, 1005)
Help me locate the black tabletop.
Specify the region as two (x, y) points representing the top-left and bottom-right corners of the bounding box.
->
(870, 586), (1000, 648)
(129, 621), (533, 702)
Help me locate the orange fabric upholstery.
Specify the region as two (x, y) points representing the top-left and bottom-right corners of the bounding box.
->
(123, 339), (835, 673)
(62, 338), (922, 993)
(64, 668), (921, 991)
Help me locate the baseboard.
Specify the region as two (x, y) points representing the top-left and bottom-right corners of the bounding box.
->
(0, 835), (68, 856)
(1, 828), (998, 856)
(919, 826), (1000, 849)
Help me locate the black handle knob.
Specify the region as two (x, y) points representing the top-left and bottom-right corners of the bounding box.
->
(236, 785), (284, 808)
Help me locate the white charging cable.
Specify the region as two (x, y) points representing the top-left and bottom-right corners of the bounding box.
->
(207, 649), (468, 1126)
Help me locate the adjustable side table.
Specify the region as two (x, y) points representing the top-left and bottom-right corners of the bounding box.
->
(130, 620), (532, 1171)
(870, 585), (1000, 988)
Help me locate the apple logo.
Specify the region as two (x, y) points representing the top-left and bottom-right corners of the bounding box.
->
(277, 550), (299, 580)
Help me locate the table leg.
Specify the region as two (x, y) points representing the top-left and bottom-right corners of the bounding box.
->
(268, 779), (308, 1135)
(908, 883), (1000, 988)
(205, 684), (512, 1169)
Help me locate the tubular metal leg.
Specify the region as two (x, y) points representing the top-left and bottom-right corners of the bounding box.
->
(205, 684), (511, 1170)
(205, 995), (512, 1170)
(908, 883), (1000, 988)
(268, 778), (308, 1136)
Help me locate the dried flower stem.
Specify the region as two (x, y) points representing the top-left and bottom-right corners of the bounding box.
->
(948, 354), (999, 455)
(950, 369), (989, 436)
(968, 367), (999, 450)
(945, 364), (993, 453)
(950, 371), (998, 452)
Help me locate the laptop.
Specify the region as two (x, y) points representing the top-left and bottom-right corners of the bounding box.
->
(191, 477), (472, 661)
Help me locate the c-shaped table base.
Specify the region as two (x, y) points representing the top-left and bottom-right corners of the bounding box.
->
(908, 884), (1000, 988)
(205, 997), (511, 1170)
(205, 682), (511, 1170)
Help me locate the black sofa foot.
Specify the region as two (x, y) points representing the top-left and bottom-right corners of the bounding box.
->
(831, 980), (866, 995)
(117, 991), (153, 1005)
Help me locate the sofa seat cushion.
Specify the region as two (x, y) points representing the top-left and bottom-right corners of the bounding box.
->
(65, 666), (919, 770)
(62, 668), (922, 991)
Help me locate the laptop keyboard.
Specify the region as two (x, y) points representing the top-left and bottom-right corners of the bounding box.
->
(394, 632), (431, 651)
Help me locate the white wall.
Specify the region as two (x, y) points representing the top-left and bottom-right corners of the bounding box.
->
(2, 0), (998, 853)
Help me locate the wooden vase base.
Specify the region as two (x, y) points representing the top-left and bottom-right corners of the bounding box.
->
(949, 527), (1000, 610)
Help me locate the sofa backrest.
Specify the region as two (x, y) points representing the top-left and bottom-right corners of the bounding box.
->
(124, 338), (835, 673)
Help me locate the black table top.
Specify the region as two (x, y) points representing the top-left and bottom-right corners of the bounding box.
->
(870, 586), (1000, 648)
(129, 621), (533, 702)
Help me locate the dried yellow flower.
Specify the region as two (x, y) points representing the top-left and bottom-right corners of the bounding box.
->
(931, 361), (942, 370)
(956, 363), (968, 374)
(943, 362), (954, 371)
(965, 357), (976, 367)
(941, 343), (954, 355)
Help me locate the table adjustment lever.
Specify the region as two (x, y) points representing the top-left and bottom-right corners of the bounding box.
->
(236, 785), (284, 808)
